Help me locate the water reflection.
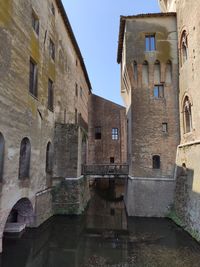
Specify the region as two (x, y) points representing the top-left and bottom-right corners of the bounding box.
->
(2, 192), (200, 267)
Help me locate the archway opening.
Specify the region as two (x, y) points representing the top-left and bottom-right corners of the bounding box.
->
(4, 198), (34, 234)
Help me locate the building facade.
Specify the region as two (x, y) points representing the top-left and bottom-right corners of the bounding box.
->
(159, 0), (200, 240)
(117, 13), (180, 216)
(0, 0), (91, 253)
(88, 94), (127, 166)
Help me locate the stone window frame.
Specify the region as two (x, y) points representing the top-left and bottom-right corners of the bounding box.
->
(29, 57), (38, 99)
(18, 137), (31, 180)
(46, 142), (53, 174)
(162, 122), (168, 133)
(95, 127), (102, 140)
(50, 3), (55, 16)
(32, 9), (39, 36)
(182, 95), (193, 134)
(152, 155), (161, 169)
(180, 30), (188, 66)
(49, 38), (55, 61)
(75, 83), (78, 97)
(48, 78), (54, 112)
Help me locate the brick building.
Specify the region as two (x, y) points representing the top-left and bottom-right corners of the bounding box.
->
(88, 94), (127, 166)
(117, 13), (180, 216)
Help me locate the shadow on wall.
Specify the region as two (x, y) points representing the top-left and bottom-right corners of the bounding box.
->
(173, 163), (200, 238)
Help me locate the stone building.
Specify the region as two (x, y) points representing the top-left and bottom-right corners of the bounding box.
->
(88, 94), (127, 166)
(117, 13), (180, 216)
(0, 0), (91, 252)
(159, 0), (200, 240)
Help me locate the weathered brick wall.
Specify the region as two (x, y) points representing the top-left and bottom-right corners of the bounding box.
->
(118, 14), (179, 216)
(54, 123), (79, 178)
(52, 176), (90, 215)
(122, 15), (179, 178)
(88, 94), (127, 165)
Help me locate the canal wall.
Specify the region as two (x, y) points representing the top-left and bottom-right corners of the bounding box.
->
(52, 176), (90, 215)
(125, 176), (175, 217)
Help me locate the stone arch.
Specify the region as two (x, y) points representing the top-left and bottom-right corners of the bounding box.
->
(19, 137), (31, 179)
(46, 141), (53, 174)
(142, 60), (149, 86)
(1, 198), (34, 252)
(165, 60), (172, 83)
(0, 132), (5, 182)
(5, 198), (34, 226)
(154, 60), (161, 83)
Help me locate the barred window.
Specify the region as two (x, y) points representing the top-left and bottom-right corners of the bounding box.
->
(112, 128), (119, 140)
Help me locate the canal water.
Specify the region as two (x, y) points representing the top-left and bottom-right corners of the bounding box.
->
(1, 186), (200, 267)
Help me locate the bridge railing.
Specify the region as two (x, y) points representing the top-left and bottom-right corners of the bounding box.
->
(82, 164), (129, 176)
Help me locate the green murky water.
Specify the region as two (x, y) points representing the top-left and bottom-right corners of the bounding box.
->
(1, 192), (200, 267)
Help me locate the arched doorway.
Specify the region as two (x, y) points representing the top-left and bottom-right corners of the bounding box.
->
(4, 198), (34, 234)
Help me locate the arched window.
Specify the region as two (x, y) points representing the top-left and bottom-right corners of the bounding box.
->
(0, 133), (5, 182)
(46, 142), (53, 174)
(19, 138), (31, 179)
(183, 96), (192, 133)
(154, 60), (161, 83)
(142, 61), (149, 85)
(181, 31), (188, 65)
(133, 61), (138, 82)
(152, 155), (160, 169)
(166, 60), (172, 83)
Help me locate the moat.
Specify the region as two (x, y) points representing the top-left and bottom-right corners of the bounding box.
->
(1, 189), (200, 267)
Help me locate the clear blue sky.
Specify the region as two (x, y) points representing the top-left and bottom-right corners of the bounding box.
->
(62, 0), (160, 105)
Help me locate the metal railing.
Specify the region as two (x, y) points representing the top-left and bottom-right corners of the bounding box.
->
(82, 164), (129, 176)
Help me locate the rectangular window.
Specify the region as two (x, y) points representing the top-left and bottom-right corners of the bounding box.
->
(48, 79), (54, 111)
(145, 35), (156, 51)
(95, 127), (101, 140)
(75, 108), (78, 124)
(112, 128), (119, 140)
(51, 3), (55, 15)
(154, 85), (164, 98)
(75, 83), (78, 97)
(49, 39), (55, 61)
(32, 11), (39, 35)
(29, 58), (38, 98)
(80, 87), (83, 98)
(110, 157), (115, 164)
(162, 123), (168, 133)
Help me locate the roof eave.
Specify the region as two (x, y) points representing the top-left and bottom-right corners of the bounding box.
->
(56, 0), (92, 91)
